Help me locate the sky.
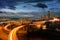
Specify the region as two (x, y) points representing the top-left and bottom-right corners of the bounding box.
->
(0, 0), (60, 17)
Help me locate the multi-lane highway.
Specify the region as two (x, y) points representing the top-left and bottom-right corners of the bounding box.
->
(8, 25), (24, 40)
(0, 26), (8, 40)
(4, 23), (11, 32)
(0, 17), (60, 40)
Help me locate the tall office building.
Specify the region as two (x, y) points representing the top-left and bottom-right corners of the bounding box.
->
(50, 8), (55, 18)
(47, 11), (51, 19)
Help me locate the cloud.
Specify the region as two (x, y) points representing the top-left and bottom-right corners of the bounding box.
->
(33, 3), (48, 9)
(0, 1), (16, 9)
(0, 0), (53, 9)
(0, 9), (18, 13)
(0, 8), (34, 17)
(0, 13), (34, 17)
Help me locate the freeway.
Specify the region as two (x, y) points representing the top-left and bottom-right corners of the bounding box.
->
(2, 21), (21, 33)
(0, 26), (8, 40)
(4, 23), (11, 32)
(8, 25), (25, 40)
(0, 21), (20, 24)
(1, 17), (60, 40)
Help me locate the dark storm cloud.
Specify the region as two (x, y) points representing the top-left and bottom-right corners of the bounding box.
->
(58, 0), (60, 1)
(34, 3), (48, 9)
(22, 0), (53, 2)
(0, 1), (17, 9)
(0, 0), (53, 9)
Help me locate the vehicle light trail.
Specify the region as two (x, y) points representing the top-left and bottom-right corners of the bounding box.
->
(4, 23), (11, 32)
(33, 21), (46, 29)
(3, 21), (22, 32)
(42, 25), (46, 30)
(8, 25), (24, 40)
(49, 18), (60, 22)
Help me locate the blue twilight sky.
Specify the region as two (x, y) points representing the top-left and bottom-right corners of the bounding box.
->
(0, 0), (60, 17)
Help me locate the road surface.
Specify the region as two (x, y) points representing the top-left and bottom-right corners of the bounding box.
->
(8, 25), (24, 40)
(0, 26), (8, 40)
(4, 23), (11, 32)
